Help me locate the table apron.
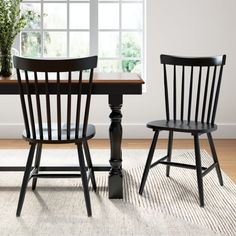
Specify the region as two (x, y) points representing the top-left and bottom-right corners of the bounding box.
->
(0, 84), (142, 95)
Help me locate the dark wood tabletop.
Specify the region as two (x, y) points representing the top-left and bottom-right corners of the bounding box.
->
(0, 72), (144, 94)
(0, 72), (144, 83)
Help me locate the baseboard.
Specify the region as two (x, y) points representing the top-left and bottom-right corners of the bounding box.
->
(0, 123), (235, 139)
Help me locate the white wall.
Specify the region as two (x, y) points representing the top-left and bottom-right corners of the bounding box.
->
(1, 0), (236, 139)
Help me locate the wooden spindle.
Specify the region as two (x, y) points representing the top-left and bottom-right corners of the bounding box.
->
(67, 71), (72, 140)
(201, 66), (210, 123)
(181, 65), (185, 121)
(57, 72), (61, 140)
(83, 69), (94, 137)
(34, 72), (43, 139)
(163, 64), (170, 121)
(187, 66), (193, 122)
(75, 71), (83, 139)
(195, 66), (202, 122)
(211, 65), (224, 124)
(17, 69), (30, 138)
(207, 66), (217, 124)
(25, 71), (36, 139)
(173, 65), (176, 121)
(45, 72), (52, 140)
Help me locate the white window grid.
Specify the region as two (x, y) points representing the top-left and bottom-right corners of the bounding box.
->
(18, 0), (145, 73)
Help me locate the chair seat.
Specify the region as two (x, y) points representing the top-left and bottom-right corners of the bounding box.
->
(23, 123), (96, 143)
(147, 120), (217, 134)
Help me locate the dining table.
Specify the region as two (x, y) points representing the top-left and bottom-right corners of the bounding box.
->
(0, 72), (144, 199)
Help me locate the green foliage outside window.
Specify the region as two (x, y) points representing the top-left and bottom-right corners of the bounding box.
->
(122, 34), (141, 73)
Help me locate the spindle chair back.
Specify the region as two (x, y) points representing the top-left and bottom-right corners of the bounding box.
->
(13, 56), (98, 217)
(139, 54), (226, 207)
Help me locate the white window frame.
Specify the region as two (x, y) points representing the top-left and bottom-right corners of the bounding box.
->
(15, 0), (145, 75)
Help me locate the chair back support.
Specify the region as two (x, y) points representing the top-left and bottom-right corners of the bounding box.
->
(160, 54), (226, 124)
(13, 56), (98, 141)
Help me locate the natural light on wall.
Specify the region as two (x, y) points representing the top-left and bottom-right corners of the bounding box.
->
(19, 0), (144, 75)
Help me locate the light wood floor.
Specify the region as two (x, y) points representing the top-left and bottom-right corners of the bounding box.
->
(0, 139), (235, 183)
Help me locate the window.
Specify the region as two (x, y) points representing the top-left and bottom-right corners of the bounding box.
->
(19, 0), (144, 74)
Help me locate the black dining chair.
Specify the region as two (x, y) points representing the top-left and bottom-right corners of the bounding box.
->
(139, 54), (226, 207)
(13, 55), (98, 217)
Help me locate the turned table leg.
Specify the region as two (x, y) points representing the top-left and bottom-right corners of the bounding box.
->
(108, 94), (123, 199)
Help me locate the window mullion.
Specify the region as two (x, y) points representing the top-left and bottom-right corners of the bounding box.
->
(41, 0), (44, 57)
(90, 0), (98, 56)
(119, 0), (122, 70)
(67, 0), (70, 57)
(142, 0), (145, 79)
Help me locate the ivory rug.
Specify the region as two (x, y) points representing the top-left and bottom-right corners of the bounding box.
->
(0, 149), (235, 236)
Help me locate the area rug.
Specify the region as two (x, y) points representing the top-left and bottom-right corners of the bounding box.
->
(0, 149), (235, 236)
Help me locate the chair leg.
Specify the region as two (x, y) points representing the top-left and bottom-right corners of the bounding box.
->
(193, 134), (204, 207)
(16, 143), (36, 217)
(32, 143), (42, 190)
(77, 143), (92, 217)
(207, 133), (223, 186)
(139, 131), (159, 195)
(83, 141), (97, 192)
(166, 131), (173, 177)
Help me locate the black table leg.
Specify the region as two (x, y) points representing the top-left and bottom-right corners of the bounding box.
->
(108, 94), (123, 199)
